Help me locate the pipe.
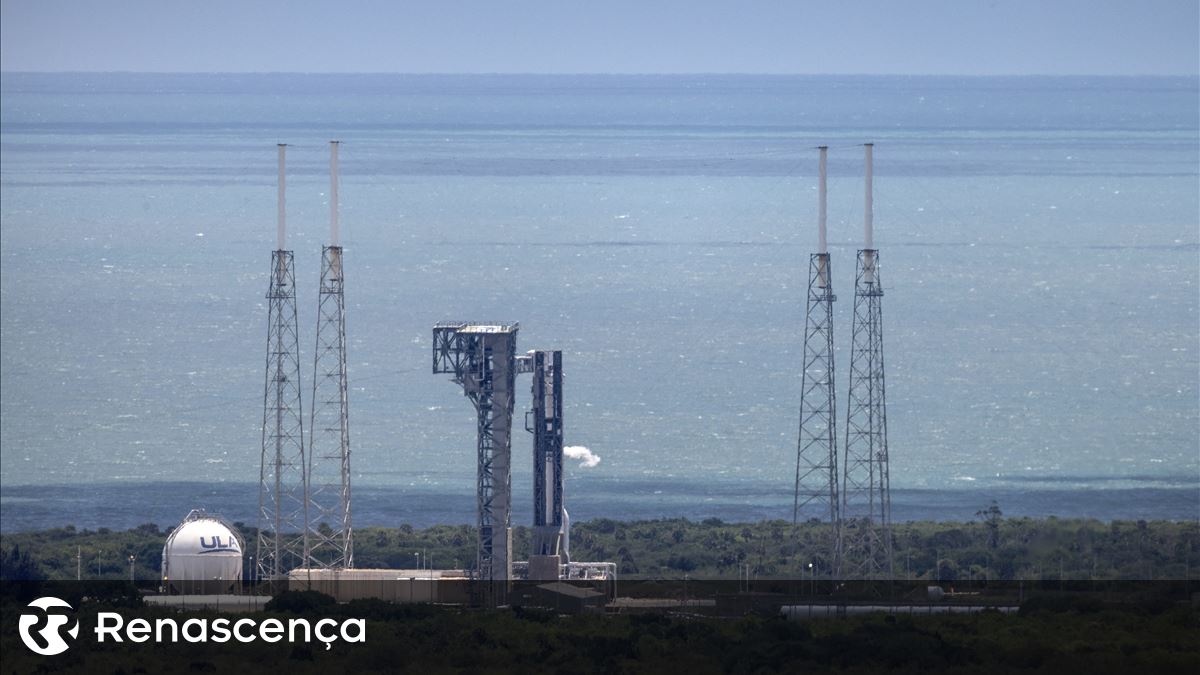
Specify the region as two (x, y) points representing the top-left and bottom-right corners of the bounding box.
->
(864, 143), (875, 283)
(864, 143), (874, 250)
(330, 140), (340, 247)
(277, 144), (287, 251)
(816, 146), (829, 289)
(818, 146), (828, 254)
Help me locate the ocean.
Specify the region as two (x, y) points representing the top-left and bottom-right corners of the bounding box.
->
(1, 74), (1197, 532)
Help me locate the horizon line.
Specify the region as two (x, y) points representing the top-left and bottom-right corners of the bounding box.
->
(2, 70), (1197, 79)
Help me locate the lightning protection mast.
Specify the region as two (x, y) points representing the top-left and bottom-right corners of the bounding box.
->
(306, 140), (354, 569)
(793, 145), (841, 579)
(840, 143), (894, 579)
(257, 143), (308, 581)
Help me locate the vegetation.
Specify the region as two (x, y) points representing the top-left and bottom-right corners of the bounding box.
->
(2, 515), (1197, 581)
(2, 514), (1197, 672)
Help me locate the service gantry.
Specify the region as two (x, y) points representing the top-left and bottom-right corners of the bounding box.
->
(433, 322), (520, 583)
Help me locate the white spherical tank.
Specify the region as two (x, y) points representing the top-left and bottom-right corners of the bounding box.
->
(162, 510), (243, 593)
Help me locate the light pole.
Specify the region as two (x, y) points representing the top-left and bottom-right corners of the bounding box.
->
(128, 555), (135, 583)
(96, 550), (103, 578)
(808, 562), (814, 597)
(414, 552), (421, 571)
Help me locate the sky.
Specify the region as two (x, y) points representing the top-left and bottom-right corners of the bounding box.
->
(1, 0), (1197, 75)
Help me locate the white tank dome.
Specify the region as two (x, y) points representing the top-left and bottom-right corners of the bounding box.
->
(162, 509), (243, 592)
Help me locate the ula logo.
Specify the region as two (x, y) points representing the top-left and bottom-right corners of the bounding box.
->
(19, 597), (79, 655)
(199, 536), (239, 553)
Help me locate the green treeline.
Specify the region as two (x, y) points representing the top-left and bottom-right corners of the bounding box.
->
(2, 516), (1198, 581)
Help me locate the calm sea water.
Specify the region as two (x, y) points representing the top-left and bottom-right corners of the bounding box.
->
(1, 74), (1197, 531)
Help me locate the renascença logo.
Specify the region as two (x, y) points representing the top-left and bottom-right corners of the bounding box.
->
(16, 595), (366, 654)
(94, 614), (365, 650)
(19, 597), (80, 655)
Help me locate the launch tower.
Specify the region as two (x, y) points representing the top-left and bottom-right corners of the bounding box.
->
(433, 323), (520, 583)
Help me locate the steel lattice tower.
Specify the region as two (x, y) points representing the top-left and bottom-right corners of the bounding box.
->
(793, 146), (840, 577)
(305, 140), (353, 569)
(257, 145), (307, 580)
(433, 322), (519, 584)
(840, 143), (893, 579)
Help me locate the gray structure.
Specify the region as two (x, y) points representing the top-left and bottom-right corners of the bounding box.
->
(433, 322), (520, 583)
(793, 146), (841, 577)
(517, 350), (567, 578)
(840, 143), (893, 579)
(306, 142), (353, 569)
(257, 145), (307, 580)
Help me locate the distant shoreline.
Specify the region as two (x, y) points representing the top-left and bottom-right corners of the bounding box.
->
(2, 481), (1195, 534)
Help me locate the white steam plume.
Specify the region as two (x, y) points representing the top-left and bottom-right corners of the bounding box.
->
(563, 446), (601, 468)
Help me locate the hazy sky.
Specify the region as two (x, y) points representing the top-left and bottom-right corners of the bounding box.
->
(2, 0), (1197, 75)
